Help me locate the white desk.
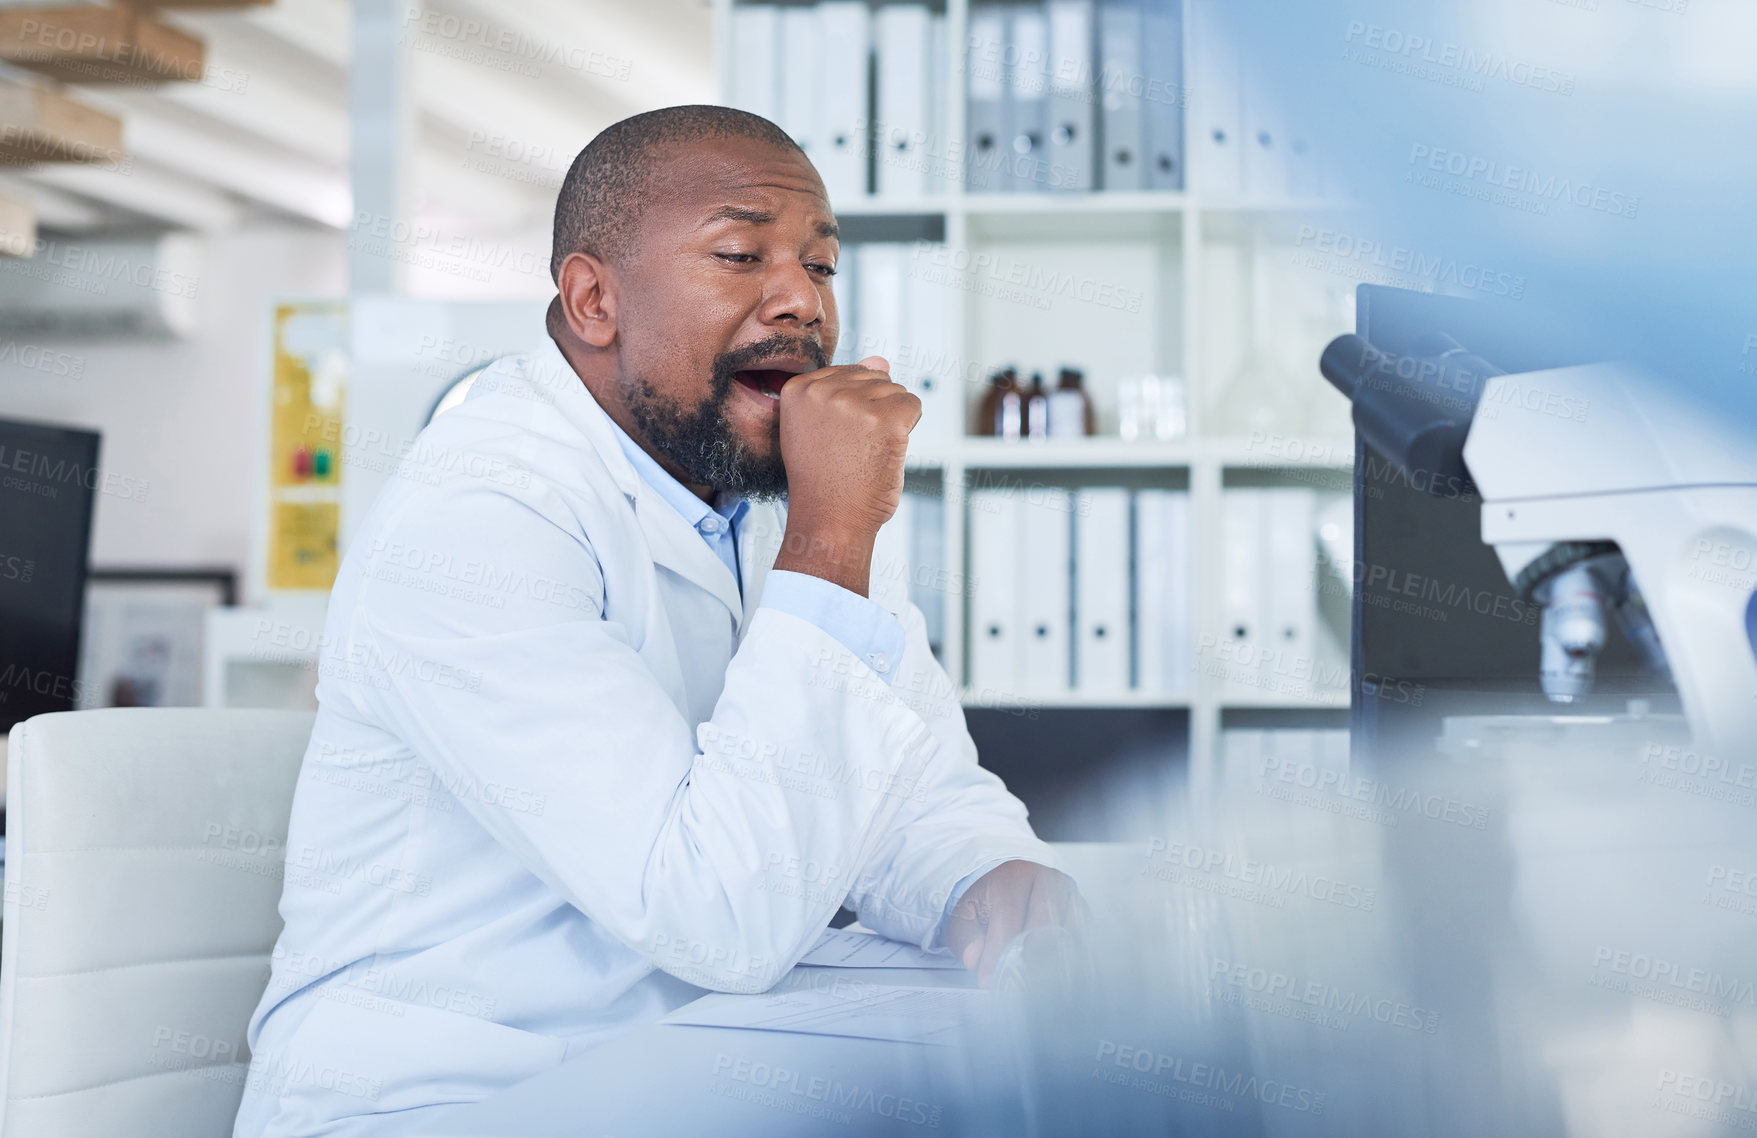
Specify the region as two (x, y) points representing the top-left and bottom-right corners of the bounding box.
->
(418, 847), (1144, 1137)
(420, 965), (1026, 1138)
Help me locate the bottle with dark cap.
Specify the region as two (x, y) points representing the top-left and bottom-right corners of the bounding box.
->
(978, 367), (1024, 439)
(1024, 371), (1050, 440)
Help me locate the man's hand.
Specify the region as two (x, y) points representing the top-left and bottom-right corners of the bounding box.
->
(771, 356), (920, 596)
(944, 860), (1084, 989)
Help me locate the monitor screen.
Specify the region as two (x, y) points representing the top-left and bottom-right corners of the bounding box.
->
(0, 418), (101, 732)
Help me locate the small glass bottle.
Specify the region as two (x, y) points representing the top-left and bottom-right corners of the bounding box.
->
(977, 367), (1024, 439)
(1024, 371), (1050, 440)
(1047, 367), (1094, 437)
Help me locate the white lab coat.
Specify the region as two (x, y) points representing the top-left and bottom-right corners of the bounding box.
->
(234, 339), (1055, 1137)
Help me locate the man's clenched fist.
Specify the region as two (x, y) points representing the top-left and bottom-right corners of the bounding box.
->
(772, 355), (920, 595)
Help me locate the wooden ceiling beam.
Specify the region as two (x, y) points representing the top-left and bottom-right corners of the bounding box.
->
(0, 80), (126, 168)
(0, 5), (206, 86)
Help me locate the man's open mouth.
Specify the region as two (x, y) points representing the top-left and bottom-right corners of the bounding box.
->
(730, 356), (818, 401)
(733, 370), (794, 400)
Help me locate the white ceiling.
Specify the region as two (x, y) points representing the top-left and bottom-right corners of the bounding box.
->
(0, 0), (717, 277)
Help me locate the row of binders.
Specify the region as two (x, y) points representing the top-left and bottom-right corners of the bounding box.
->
(1219, 488), (1347, 696)
(966, 486), (1191, 697)
(871, 484), (1346, 699)
(731, 3), (949, 200)
(729, 1), (1320, 201)
(966, 0), (1182, 193)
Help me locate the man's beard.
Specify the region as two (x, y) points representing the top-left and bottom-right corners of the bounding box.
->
(624, 332), (826, 502)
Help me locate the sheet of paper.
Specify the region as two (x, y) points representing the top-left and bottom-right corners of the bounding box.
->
(662, 983), (990, 1046)
(798, 928), (962, 970)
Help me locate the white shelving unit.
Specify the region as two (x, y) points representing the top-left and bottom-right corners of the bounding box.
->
(715, 0), (1359, 787)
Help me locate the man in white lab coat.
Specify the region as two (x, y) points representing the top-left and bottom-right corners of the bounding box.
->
(235, 105), (1074, 1137)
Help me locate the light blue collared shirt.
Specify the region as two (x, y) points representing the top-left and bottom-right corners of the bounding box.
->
(604, 415), (908, 684)
(606, 416), (990, 951)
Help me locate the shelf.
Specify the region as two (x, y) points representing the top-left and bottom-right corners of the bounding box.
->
(954, 438), (1195, 469)
(716, 0), (1362, 779)
(827, 193), (1343, 220)
(960, 191), (1191, 216)
(831, 197), (949, 218)
(903, 436), (1354, 471)
(1207, 436), (1354, 468)
(961, 688), (1191, 710)
(1197, 198), (1352, 215)
(1220, 693), (1351, 711)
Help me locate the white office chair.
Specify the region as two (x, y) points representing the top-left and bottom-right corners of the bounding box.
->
(0, 709), (315, 1138)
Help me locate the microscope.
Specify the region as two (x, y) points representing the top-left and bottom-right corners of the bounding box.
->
(1319, 322), (1757, 754)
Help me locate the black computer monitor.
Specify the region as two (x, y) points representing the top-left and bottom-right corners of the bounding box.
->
(0, 418), (101, 732)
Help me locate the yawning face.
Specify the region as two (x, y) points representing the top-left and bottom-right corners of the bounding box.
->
(607, 136), (841, 501)
(624, 330), (828, 500)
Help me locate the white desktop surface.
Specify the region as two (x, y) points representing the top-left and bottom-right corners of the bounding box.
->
(417, 846), (1137, 1137)
(419, 965), (1020, 1138)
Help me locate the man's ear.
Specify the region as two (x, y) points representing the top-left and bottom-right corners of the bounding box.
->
(556, 250), (617, 349)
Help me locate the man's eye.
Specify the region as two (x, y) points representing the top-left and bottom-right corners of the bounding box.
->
(807, 263), (837, 277)
(715, 252), (757, 264)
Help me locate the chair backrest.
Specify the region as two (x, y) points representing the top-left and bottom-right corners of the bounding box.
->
(0, 709), (314, 1138)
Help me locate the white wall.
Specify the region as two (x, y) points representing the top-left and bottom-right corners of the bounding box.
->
(0, 225), (346, 598)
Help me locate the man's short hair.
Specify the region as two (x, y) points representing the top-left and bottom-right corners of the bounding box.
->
(550, 105), (805, 281)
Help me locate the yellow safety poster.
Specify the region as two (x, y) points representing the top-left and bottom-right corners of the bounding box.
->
(267, 302), (348, 590)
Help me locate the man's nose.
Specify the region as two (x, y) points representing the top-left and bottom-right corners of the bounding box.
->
(759, 262), (825, 328)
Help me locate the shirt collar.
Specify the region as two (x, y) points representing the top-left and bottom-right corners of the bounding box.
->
(602, 412), (749, 535)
